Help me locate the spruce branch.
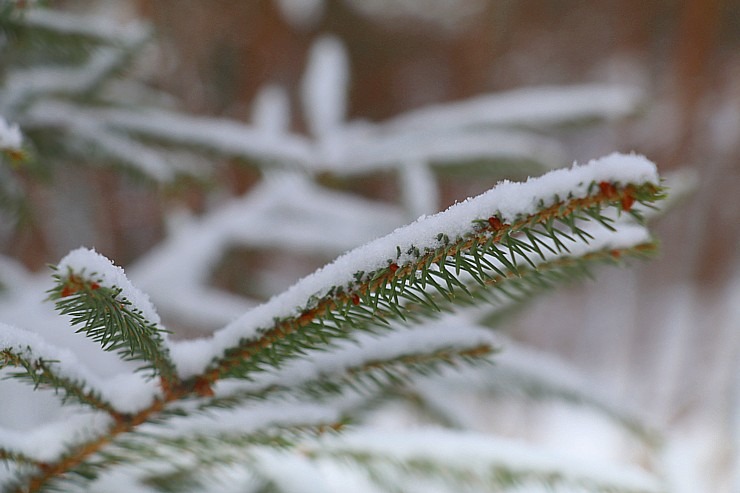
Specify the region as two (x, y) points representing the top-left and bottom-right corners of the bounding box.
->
(196, 162), (663, 385)
(47, 253), (179, 393)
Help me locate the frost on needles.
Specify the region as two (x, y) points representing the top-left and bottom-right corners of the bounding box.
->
(0, 153), (665, 493)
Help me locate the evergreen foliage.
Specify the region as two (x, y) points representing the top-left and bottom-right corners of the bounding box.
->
(0, 4), (672, 493)
(0, 159), (666, 492)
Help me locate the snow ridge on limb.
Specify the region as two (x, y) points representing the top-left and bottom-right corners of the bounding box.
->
(182, 153), (663, 383)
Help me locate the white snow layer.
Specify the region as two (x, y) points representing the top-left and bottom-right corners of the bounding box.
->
(141, 400), (340, 439)
(169, 153), (659, 378)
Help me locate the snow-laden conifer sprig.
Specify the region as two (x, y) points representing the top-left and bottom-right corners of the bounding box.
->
(191, 153), (662, 385)
(47, 249), (178, 392)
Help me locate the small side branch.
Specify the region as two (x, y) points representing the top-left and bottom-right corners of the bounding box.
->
(1, 349), (120, 416)
(47, 249), (181, 394)
(0, 447), (43, 467)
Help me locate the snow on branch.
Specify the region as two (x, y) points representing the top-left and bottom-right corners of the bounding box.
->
(301, 35), (349, 139)
(2, 47), (140, 114)
(484, 337), (657, 442)
(173, 153), (663, 382)
(0, 409), (113, 465)
(331, 127), (568, 175)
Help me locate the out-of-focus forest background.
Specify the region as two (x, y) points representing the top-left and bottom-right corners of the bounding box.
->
(2, 0), (739, 490)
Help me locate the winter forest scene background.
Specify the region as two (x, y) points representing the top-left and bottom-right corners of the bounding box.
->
(0, 1), (739, 492)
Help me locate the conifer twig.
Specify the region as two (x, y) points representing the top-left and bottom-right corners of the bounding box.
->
(47, 249), (180, 394)
(0, 348), (119, 415)
(195, 158), (663, 385)
(199, 341), (495, 411)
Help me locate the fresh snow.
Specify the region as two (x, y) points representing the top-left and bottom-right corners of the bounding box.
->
(168, 153), (658, 378)
(57, 247), (163, 329)
(2, 49), (134, 113)
(419, 329), (652, 438)
(332, 126), (567, 173)
(101, 106), (315, 165)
